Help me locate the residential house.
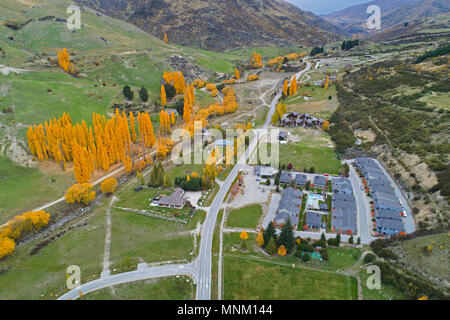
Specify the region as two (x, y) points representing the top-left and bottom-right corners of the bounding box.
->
(331, 208), (357, 234)
(375, 208), (403, 221)
(158, 188), (187, 209)
(305, 211), (322, 230)
(313, 175), (327, 189)
(280, 171), (293, 184)
(274, 187), (303, 228)
(254, 166), (278, 178)
(332, 178), (353, 195)
(376, 218), (405, 236)
(295, 174), (308, 187)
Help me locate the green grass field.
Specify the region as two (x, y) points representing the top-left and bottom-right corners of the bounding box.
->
(81, 276), (196, 300)
(260, 141), (342, 174)
(226, 204), (263, 229)
(0, 156), (75, 222)
(0, 204), (107, 299)
(223, 256), (357, 300)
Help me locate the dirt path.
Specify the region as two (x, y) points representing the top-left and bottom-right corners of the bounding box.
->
(103, 196), (118, 273)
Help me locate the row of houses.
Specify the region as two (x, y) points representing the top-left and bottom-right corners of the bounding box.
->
(279, 171), (328, 189)
(274, 187), (303, 228)
(280, 112), (325, 128)
(354, 157), (405, 236)
(330, 178), (357, 235)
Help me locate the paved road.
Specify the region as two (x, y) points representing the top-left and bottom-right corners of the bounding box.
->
(58, 60), (312, 300)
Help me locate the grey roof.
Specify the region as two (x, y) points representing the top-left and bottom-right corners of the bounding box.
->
(332, 178), (353, 194)
(158, 188), (186, 207)
(373, 191), (398, 202)
(319, 203), (329, 211)
(332, 193), (356, 202)
(275, 187), (302, 226)
(367, 179), (391, 187)
(374, 198), (403, 211)
(254, 166), (278, 177)
(376, 218), (405, 231)
(332, 199), (356, 211)
(331, 208), (357, 233)
(370, 185), (395, 194)
(375, 209), (403, 221)
(355, 157), (379, 169)
(295, 174), (308, 186)
(306, 211), (322, 227)
(313, 175), (327, 188)
(280, 171), (293, 183)
(364, 169), (387, 180)
(279, 131), (287, 139)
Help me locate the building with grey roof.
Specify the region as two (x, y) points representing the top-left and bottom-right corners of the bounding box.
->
(331, 199), (356, 211)
(332, 193), (356, 203)
(280, 171), (293, 184)
(332, 178), (353, 195)
(254, 166), (278, 177)
(374, 198), (403, 212)
(158, 188), (187, 209)
(375, 208), (403, 221)
(295, 174), (308, 187)
(370, 185), (395, 194)
(274, 187), (302, 228)
(313, 175), (327, 189)
(376, 218), (405, 236)
(372, 191), (398, 202)
(305, 211), (322, 230)
(331, 208), (357, 234)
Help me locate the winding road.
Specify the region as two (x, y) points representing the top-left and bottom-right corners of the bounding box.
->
(58, 60), (312, 300)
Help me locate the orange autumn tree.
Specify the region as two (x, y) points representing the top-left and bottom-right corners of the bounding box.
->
(57, 48), (70, 72)
(161, 84), (167, 107)
(65, 183), (96, 205)
(289, 75), (297, 96)
(234, 68), (240, 80)
(283, 79), (288, 96)
(164, 32), (168, 43)
(278, 245), (287, 256)
(240, 230), (248, 241)
(256, 232), (264, 246)
(100, 177), (118, 194)
(324, 75), (330, 90)
(250, 52), (263, 68)
(163, 71), (185, 94)
(322, 120), (330, 131)
(0, 210), (50, 259)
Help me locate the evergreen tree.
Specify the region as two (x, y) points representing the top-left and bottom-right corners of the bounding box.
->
(263, 222), (277, 247)
(266, 237), (277, 255)
(278, 219), (295, 252)
(123, 85), (134, 100)
(336, 233), (341, 246)
(139, 86), (149, 102)
(349, 235), (354, 244)
(357, 237), (361, 245)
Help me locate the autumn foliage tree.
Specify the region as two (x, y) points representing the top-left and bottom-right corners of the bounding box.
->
(277, 245), (287, 256)
(163, 71), (185, 95)
(0, 210), (50, 259)
(161, 84), (167, 107)
(65, 183), (96, 205)
(256, 232), (264, 246)
(250, 52), (263, 69)
(234, 68), (240, 80)
(57, 48), (70, 72)
(100, 177), (118, 194)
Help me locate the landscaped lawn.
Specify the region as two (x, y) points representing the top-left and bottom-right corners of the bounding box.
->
(81, 276), (196, 300)
(226, 204), (263, 229)
(223, 256), (357, 300)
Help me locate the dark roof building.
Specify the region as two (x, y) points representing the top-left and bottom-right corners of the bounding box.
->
(376, 218), (405, 236)
(280, 171), (293, 184)
(274, 187), (303, 228)
(332, 193), (356, 203)
(305, 211), (322, 230)
(372, 191), (398, 202)
(313, 175), (327, 189)
(158, 188), (187, 209)
(374, 198), (403, 212)
(295, 174), (308, 187)
(332, 199), (356, 211)
(331, 208), (357, 234)
(332, 178), (353, 195)
(375, 208), (403, 221)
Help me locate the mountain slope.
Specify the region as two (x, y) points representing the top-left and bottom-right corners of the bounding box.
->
(74, 0), (343, 51)
(323, 0), (450, 38)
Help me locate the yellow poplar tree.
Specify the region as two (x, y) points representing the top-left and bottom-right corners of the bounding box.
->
(161, 84), (167, 107)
